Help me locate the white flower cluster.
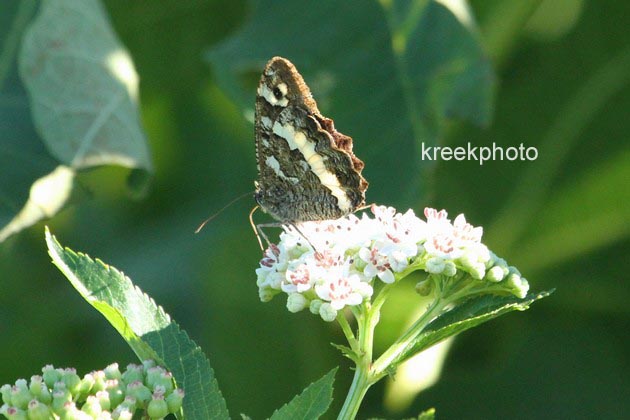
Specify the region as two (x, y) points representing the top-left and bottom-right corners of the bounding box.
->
(256, 205), (529, 321)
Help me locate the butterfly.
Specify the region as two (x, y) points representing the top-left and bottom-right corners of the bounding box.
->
(252, 56), (368, 243)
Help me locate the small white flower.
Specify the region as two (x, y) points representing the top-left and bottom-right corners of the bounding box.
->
(453, 214), (483, 244)
(386, 208), (427, 245)
(380, 242), (418, 272)
(469, 262), (486, 280)
(309, 299), (323, 315)
(424, 207), (450, 224)
(506, 270), (529, 298)
(278, 229), (310, 257)
(486, 266), (506, 282)
(469, 243), (492, 264)
(426, 257), (446, 274)
(319, 302), (338, 322)
(287, 293), (308, 313)
(371, 204), (397, 224)
(256, 244), (280, 287)
(260, 244), (280, 266)
(359, 245), (395, 284)
(258, 288), (275, 302)
(282, 261), (312, 293)
(312, 250), (345, 270)
(443, 261), (457, 277)
(424, 233), (462, 260)
(315, 273), (372, 310)
(257, 268), (283, 290)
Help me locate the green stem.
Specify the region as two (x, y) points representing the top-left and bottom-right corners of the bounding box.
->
(369, 277), (488, 382)
(337, 303), (379, 420)
(372, 283), (393, 313)
(371, 296), (446, 381)
(336, 311), (358, 352)
(337, 361), (371, 420)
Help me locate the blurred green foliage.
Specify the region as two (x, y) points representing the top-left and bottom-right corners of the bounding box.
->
(0, 0), (628, 419)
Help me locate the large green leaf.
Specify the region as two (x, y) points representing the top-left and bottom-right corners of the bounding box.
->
(20, 0), (152, 171)
(269, 368), (337, 420)
(45, 227), (229, 420)
(0, 0), (153, 242)
(386, 290), (553, 370)
(205, 0), (494, 203)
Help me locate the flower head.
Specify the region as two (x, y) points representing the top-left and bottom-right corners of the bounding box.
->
(256, 205), (529, 319)
(0, 361), (183, 419)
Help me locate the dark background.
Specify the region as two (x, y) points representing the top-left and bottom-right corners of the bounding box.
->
(1, 0), (628, 419)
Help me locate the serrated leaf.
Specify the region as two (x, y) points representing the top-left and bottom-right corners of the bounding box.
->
(205, 0), (494, 202)
(330, 342), (358, 363)
(45, 228), (229, 420)
(389, 291), (553, 369)
(269, 368), (337, 420)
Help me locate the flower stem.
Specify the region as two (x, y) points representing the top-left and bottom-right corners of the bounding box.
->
(337, 312), (358, 352)
(337, 303), (379, 419)
(371, 297), (446, 381)
(337, 360), (371, 420)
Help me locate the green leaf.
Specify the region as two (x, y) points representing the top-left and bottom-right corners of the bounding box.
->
(389, 290), (553, 369)
(0, 0), (153, 242)
(330, 343), (358, 363)
(20, 0), (152, 173)
(269, 368), (337, 420)
(45, 227), (229, 420)
(205, 0), (494, 202)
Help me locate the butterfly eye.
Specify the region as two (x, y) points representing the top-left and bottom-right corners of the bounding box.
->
(273, 87), (283, 100)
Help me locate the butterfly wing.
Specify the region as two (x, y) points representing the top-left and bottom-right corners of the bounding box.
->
(254, 57), (368, 223)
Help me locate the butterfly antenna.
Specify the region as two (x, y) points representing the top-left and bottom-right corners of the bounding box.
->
(195, 191), (253, 234)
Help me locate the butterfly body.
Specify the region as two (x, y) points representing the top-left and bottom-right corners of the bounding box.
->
(254, 57), (368, 223)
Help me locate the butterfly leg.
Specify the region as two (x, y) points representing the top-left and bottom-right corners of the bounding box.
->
(249, 205), (286, 251)
(249, 205), (267, 251)
(287, 222), (323, 259)
(255, 223), (280, 247)
(250, 206), (322, 257)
